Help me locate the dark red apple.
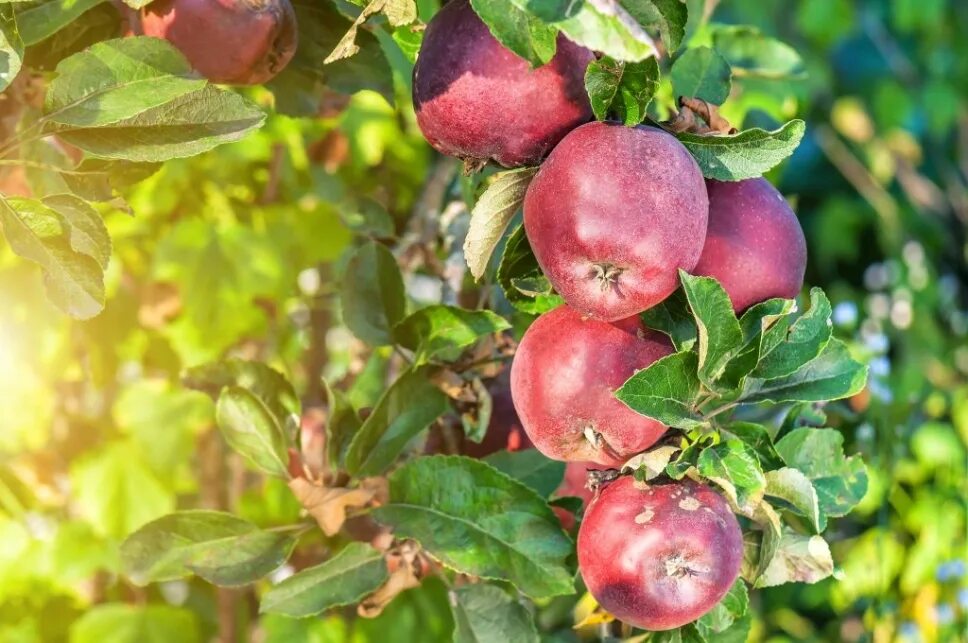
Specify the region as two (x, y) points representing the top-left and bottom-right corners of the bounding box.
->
(510, 305), (672, 467)
(141, 0), (297, 85)
(693, 178), (807, 312)
(523, 122), (709, 321)
(578, 477), (743, 630)
(412, 0), (593, 167)
(423, 373), (532, 457)
(462, 380), (533, 458)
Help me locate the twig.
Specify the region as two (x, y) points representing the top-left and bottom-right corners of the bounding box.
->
(814, 124), (900, 244)
(259, 143), (286, 204)
(198, 429), (239, 642)
(860, 10), (917, 83)
(303, 264), (332, 406)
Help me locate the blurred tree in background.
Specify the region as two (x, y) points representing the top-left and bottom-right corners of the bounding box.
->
(0, 0), (965, 642)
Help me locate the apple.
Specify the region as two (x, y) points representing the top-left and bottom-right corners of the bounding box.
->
(524, 122), (708, 321)
(578, 477), (744, 630)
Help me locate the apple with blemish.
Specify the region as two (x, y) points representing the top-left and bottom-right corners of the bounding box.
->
(412, 0), (593, 168)
(523, 121), (709, 321)
(577, 477), (744, 630)
(510, 305), (672, 467)
(693, 178), (807, 312)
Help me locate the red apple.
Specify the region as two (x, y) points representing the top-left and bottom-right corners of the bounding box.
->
(510, 305), (672, 467)
(578, 477), (744, 630)
(693, 178), (807, 312)
(412, 0), (593, 167)
(524, 122), (709, 321)
(141, 0), (297, 85)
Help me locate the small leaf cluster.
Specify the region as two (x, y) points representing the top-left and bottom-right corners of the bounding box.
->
(615, 272), (868, 596)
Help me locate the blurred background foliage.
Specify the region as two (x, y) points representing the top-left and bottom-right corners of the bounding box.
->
(0, 0), (965, 641)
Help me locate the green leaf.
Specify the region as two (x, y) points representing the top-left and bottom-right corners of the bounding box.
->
(675, 119), (806, 181)
(496, 224), (563, 314)
(267, 0), (393, 114)
(44, 37), (206, 127)
(184, 359), (300, 442)
(753, 289), (832, 379)
(505, 0), (581, 22)
(666, 438), (704, 480)
(557, 0), (659, 63)
(584, 55), (659, 125)
(670, 45), (731, 104)
(372, 455), (575, 598)
(394, 305), (510, 365)
(453, 584), (540, 643)
(14, 0), (104, 46)
(40, 194), (110, 268)
(721, 421), (783, 469)
(70, 604), (200, 643)
(639, 287), (697, 351)
(755, 530), (834, 588)
(697, 440), (765, 510)
(632, 0), (687, 52)
(697, 578), (748, 636)
(471, 0), (558, 67)
(343, 368), (450, 477)
(340, 197), (395, 239)
(392, 25), (422, 64)
(680, 271), (743, 388)
(324, 380), (362, 470)
(712, 24), (805, 80)
(775, 427), (868, 518)
(57, 85), (266, 162)
(0, 196), (105, 319)
(464, 166), (538, 280)
(55, 158), (161, 202)
(260, 542), (389, 617)
(484, 449), (566, 498)
(0, 6), (23, 92)
(616, 351), (705, 429)
(698, 611), (751, 643)
(70, 441), (175, 540)
(721, 297), (796, 384)
(113, 380), (213, 482)
(764, 467), (821, 532)
(340, 240), (407, 346)
(652, 623), (707, 643)
(121, 511), (296, 587)
(742, 338), (867, 404)
(215, 386), (291, 479)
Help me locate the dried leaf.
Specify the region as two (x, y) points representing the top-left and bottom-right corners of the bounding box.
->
(288, 477), (384, 536)
(357, 541), (423, 618)
(622, 445), (680, 479)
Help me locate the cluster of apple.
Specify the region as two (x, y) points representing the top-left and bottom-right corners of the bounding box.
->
(414, 1), (807, 631)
